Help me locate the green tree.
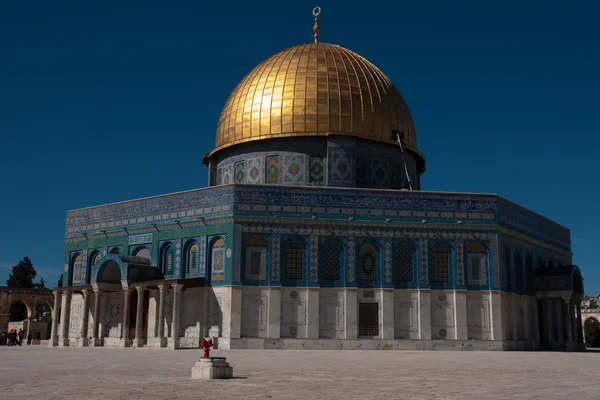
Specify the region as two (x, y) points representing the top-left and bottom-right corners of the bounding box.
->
(6, 257), (37, 287)
(57, 273), (63, 287)
(35, 277), (46, 289)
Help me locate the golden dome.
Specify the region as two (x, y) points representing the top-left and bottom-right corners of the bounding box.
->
(212, 42), (423, 168)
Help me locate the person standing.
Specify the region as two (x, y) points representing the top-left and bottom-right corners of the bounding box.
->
(18, 329), (24, 346)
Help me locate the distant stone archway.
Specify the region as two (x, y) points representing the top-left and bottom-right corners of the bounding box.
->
(9, 300), (28, 322)
(584, 317), (600, 347)
(0, 287), (54, 336)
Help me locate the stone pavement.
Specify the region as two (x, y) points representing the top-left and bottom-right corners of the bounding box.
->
(1, 346), (598, 399)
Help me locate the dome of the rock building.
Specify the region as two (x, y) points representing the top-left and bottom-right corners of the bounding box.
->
(211, 43), (424, 169)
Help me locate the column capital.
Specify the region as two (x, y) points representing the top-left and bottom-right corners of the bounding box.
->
(93, 288), (103, 294)
(135, 286), (145, 293)
(158, 284), (166, 292)
(81, 289), (90, 297)
(171, 283), (184, 291)
(61, 291), (71, 299)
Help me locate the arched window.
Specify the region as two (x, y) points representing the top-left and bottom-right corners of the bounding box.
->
(432, 243), (450, 284)
(359, 242), (378, 282)
(320, 239), (343, 283)
(161, 244), (174, 276)
(110, 247), (121, 255)
(133, 246), (151, 259)
(513, 250), (522, 292)
(466, 242), (487, 285)
(71, 253), (84, 284)
(396, 242), (415, 284)
(285, 240), (304, 280)
(91, 251), (101, 267)
(210, 237), (225, 275)
(537, 257), (545, 269)
(186, 243), (199, 275)
(244, 235), (268, 282)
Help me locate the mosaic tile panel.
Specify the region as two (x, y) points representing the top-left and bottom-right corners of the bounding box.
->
(282, 154), (307, 184)
(347, 237), (355, 283)
(199, 236), (206, 275)
(456, 240), (464, 286)
(371, 159), (389, 188)
(216, 169), (222, 185)
(244, 246), (267, 281)
(266, 155), (280, 184)
(271, 234), (281, 281)
(175, 241), (181, 277)
(222, 164), (233, 185)
(235, 161), (246, 184)
(383, 240), (392, 284)
(310, 235), (318, 283)
(491, 234), (499, 287)
(356, 157), (367, 186)
(420, 239), (428, 285)
(329, 150), (353, 184)
(233, 224), (242, 282)
(309, 155), (325, 185)
(246, 157), (264, 184)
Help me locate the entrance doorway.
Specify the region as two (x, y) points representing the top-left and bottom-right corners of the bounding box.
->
(359, 302), (379, 337)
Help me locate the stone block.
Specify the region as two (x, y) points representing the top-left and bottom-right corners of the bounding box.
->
(191, 358), (233, 380)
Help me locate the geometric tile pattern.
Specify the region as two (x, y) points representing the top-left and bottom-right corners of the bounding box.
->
(420, 239), (428, 285)
(175, 241), (181, 277)
(216, 169), (222, 185)
(308, 155), (325, 185)
(371, 159), (389, 188)
(347, 237), (355, 283)
(271, 234), (280, 281)
(266, 155), (280, 184)
(246, 157), (263, 184)
(283, 154), (306, 184)
(383, 240), (392, 284)
(235, 161), (246, 184)
(310, 235), (318, 282)
(456, 240), (464, 286)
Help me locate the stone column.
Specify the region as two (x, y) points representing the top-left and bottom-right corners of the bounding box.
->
(168, 284), (183, 349)
(344, 289), (358, 339)
(79, 289), (90, 347)
(157, 285), (166, 347)
(576, 303), (583, 344)
(25, 317), (32, 344)
(59, 292), (72, 347)
(92, 290), (102, 346)
(563, 298), (573, 345)
(267, 287), (281, 339)
(306, 288), (320, 339)
(120, 288), (131, 347)
(133, 287), (145, 348)
(381, 289), (394, 340)
(453, 290), (468, 341)
(48, 291), (60, 347)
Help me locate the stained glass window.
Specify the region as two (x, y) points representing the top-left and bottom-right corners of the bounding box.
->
(396, 243), (414, 283)
(92, 252), (101, 266)
(162, 245), (174, 275)
(285, 240), (304, 280)
(72, 253), (83, 283)
(244, 235), (268, 281)
(360, 243), (377, 282)
(211, 238), (225, 274)
(466, 242), (487, 285)
(432, 243), (450, 283)
(321, 239), (342, 282)
(187, 244), (199, 275)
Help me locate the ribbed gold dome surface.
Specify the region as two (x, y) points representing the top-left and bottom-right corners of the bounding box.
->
(213, 42), (420, 158)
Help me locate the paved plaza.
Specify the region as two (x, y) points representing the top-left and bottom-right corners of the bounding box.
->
(1, 347), (599, 399)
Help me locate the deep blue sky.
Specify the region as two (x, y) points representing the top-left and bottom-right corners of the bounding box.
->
(1, 1), (598, 292)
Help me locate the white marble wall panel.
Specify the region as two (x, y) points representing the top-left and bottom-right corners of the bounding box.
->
(430, 291), (455, 340)
(241, 287), (268, 338)
(319, 289), (345, 338)
(104, 292), (122, 338)
(182, 288), (202, 339)
(280, 288), (307, 338)
(466, 292), (491, 340)
(394, 290), (419, 339)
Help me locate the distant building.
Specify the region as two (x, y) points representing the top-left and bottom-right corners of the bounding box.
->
(50, 9), (585, 351)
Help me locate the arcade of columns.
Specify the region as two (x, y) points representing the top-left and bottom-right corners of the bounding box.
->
(49, 283), (184, 349)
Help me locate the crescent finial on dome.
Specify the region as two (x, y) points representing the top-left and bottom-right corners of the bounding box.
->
(313, 6), (321, 43)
